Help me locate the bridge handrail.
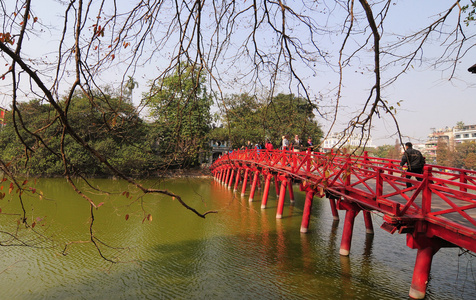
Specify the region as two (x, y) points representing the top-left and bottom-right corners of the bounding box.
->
(211, 149), (476, 252)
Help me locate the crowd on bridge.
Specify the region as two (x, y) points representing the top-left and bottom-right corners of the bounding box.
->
(239, 134), (315, 152)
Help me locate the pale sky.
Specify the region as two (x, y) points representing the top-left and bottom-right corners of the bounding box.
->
(1, 1), (474, 147)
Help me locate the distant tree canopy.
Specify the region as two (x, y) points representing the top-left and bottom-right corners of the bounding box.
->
(0, 93), (158, 177)
(210, 93), (323, 148)
(145, 63), (213, 167)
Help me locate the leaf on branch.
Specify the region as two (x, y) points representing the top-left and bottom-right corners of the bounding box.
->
(31, 222), (36, 228)
(125, 214), (129, 221)
(22, 180), (28, 185)
(96, 202), (104, 208)
(142, 214), (152, 223)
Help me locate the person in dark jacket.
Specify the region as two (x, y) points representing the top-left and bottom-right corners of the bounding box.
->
(400, 142), (425, 188)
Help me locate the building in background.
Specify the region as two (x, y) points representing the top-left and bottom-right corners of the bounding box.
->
(424, 127), (454, 159)
(454, 124), (476, 144)
(321, 132), (375, 152)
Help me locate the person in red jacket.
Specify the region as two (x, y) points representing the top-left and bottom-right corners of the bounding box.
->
(265, 139), (273, 151)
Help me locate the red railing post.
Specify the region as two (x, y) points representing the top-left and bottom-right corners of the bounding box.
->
(421, 166), (432, 216)
(363, 151), (369, 176)
(293, 153), (297, 172)
(345, 155), (351, 188)
(306, 152), (311, 173)
(376, 168), (383, 198)
(460, 171), (467, 192)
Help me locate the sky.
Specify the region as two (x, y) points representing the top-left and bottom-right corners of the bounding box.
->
(1, 0), (475, 147)
(314, 1), (476, 146)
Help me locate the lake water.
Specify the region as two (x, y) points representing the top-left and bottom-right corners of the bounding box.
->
(0, 177), (474, 299)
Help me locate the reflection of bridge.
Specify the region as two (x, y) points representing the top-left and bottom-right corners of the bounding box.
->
(210, 149), (476, 299)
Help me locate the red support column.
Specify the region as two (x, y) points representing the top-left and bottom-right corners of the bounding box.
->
(227, 169), (235, 189)
(241, 169), (250, 197)
(224, 168), (231, 185)
(274, 175), (280, 198)
(276, 177), (288, 219)
(409, 247), (437, 299)
(233, 169), (241, 192)
(363, 211), (374, 234)
(249, 171), (259, 202)
(329, 197), (339, 220)
(261, 174), (272, 209)
(339, 207), (360, 256)
(300, 189), (316, 233)
(219, 170), (225, 183)
(287, 179), (295, 203)
(406, 233), (442, 299)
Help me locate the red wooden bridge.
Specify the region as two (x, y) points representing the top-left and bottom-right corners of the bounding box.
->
(210, 149), (476, 299)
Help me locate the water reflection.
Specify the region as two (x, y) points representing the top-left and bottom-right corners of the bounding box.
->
(0, 178), (471, 299)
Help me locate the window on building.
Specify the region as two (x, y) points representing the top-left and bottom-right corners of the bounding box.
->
(464, 134), (469, 138)
(456, 134), (461, 138)
(472, 133), (476, 137)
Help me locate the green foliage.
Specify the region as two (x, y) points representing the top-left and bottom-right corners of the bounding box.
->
(436, 140), (476, 170)
(369, 144), (395, 158)
(0, 92), (157, 177)
(462, 1), (476, 25)
(146, 63), (212, 167)
(213, 93), (323, 148)
(454, 141), (476, 170)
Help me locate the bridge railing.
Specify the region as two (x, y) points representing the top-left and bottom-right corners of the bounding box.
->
(212, 149), (476, 243)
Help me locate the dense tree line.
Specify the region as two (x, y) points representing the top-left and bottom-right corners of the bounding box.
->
(210, 93), (323, 149)
(437, 141), (476, 170)
(0, 77), (323, 177)
(0, 94), (160, 177)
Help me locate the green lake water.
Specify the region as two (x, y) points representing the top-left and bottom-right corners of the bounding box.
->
(0, 177), (474, 299)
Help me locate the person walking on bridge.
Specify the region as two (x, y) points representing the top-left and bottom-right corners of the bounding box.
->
(291, 135), (302, 152)
(281, 135), (289, 150)
(400, 142), (426, 188)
